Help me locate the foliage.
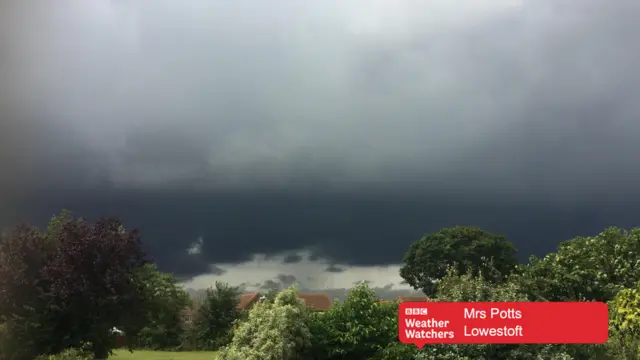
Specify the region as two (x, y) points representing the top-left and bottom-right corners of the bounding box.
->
(40, 215), (149, 358)
(607, 286), (640, 359)
(218, 286), (312, 360)
(0, 211), (151, 360)
(264, 288), (279, 302)
(190, 281), (241, 350)
(110, 349), (220, 359)
(424, 267), (573, 360)
(415, 345), (575, 360)
(33, 347), (92, 360)
(400, 226), (518, 296)
(370, 341), (419, 360)
(135, 264), (190, 350)
(610, 286), (640, 336)
(308, 282), (399, 360)
(517, 227), (640, 302)
(0, 224), (59, 359)
(436, 266), (526, 303)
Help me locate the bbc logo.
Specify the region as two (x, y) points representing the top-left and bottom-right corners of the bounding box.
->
(405, 308), (428, 315)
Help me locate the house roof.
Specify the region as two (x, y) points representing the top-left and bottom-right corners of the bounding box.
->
(237, 293), (262, 310)
(396, 295), (430, 303)
(296, 293), (332, 311)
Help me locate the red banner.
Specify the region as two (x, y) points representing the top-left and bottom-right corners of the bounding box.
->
(398, 302), (608, 347)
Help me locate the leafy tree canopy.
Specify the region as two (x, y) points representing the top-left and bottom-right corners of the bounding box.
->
(41, 214), (149, 358)
(422, 268), (573, 360)
(0, 211), (151, 359)
(0, 223), (58, 359)
(192, 281), (241, 350)
(135, 264), (190, 350)
(308, 282), (402, 360)
(400, 226), (518, 296)
(518, 227), (640, 302)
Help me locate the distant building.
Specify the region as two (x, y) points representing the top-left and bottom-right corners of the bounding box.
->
(180, 307), (197, 328)
(236, 292), (333, 311)
(237, 293), (262, 311)
(296, 293), (333, 311)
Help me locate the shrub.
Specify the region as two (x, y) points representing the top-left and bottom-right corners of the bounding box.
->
(424, 267), (574, 360)
(606, 287), (640, 359)
(218, 286), (312, 360)
(0, 317), (54, 360)
(33, 348), (92, 360)
(609, 287), (640, 336)
(371, 342), (419, 360)
(308, 282), (398, 360)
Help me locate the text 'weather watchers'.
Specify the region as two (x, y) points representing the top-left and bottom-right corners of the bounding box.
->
(398, 302), (608, 347)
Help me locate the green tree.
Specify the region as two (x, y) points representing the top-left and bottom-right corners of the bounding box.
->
(400, 226), (518, 296)
(518, 227), (640, 302)
(192, 281), (241, 350)
(218, 286), (312, 360)
(0, 224), (58, 359)
(308, 282), (407, 360)
(135, 264), (190, 350)
(264, 288), (279, 302)
(420, 267), (573, 360)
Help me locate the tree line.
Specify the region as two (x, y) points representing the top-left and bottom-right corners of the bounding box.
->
(0, 211), (639, 359)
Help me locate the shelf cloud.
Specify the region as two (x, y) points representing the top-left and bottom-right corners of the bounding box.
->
(1, 0), (640, 280)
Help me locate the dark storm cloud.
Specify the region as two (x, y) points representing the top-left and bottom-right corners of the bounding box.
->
(258, 275), (298, 291)
(2, 0), (640, 278)
(252, 285), (419, 302)
(260, 280), (281, 292)
(307, 254), (321, 262)
(276, 274), (298, 287)
(325, 265), (346, 273)
(209, 265), (226, 276)
(251, 277), (420, 301)
(16, 187), (640, 278)
(240, 282), (262, 290)
(282, 254), (303, 264)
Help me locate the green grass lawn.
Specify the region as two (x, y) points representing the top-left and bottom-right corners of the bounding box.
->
(111, 349), (218, 360)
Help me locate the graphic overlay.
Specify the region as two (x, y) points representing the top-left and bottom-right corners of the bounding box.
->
(398, 302), (608, 347)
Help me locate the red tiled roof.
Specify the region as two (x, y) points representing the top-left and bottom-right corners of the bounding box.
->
(237, 292), (262, 310)
(296, 293), (332, 311)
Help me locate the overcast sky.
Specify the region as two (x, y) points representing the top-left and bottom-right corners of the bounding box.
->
(2, 0), (640, 294)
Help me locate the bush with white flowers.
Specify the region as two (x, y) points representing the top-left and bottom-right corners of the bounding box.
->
(218, 286), (312, 360)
